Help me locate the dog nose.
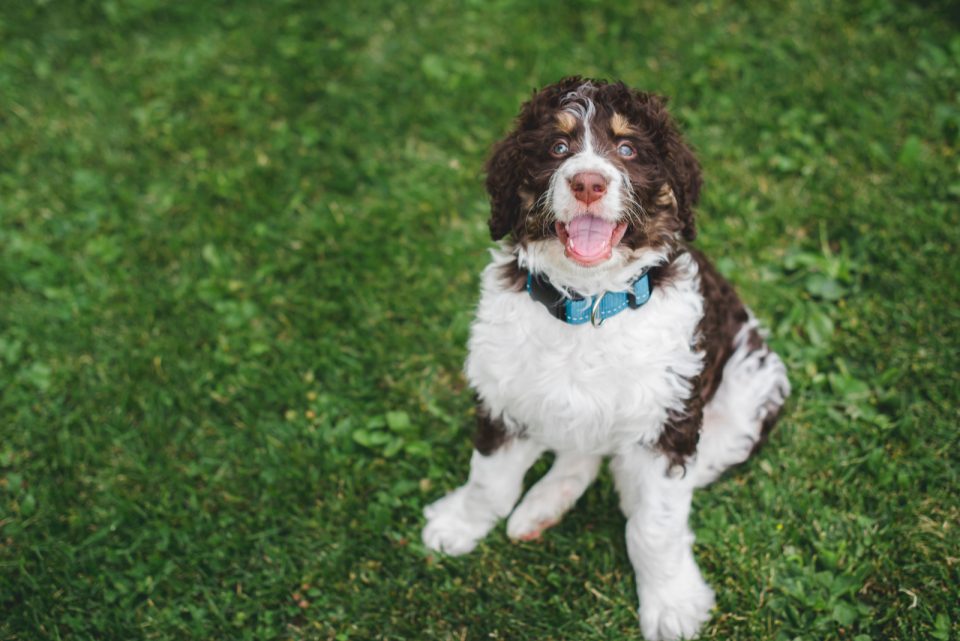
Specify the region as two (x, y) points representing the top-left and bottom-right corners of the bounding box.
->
(570, 173), (607, 204)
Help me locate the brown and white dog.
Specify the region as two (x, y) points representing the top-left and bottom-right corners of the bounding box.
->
(422, 77), (789, 640)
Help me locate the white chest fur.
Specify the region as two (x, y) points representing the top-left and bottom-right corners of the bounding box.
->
(465, 250), (706, 455)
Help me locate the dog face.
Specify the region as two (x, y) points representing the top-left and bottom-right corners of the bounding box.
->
(486, 77), (702, 275)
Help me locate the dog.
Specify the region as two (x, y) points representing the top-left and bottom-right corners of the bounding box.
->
(422, 77), (790, 641)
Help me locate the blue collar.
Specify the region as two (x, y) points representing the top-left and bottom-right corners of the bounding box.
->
(525, 270), (652, 327)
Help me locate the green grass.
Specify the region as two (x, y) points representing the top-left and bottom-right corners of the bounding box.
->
(1, 1), (958, 639)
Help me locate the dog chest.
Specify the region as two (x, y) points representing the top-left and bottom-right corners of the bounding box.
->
(465, 286), (704, 453)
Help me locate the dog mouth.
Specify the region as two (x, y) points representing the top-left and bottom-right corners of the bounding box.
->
(555, 215), (629, 267)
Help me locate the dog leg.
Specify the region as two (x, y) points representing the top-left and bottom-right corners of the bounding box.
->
(423, 438), (544, 556)
(506, 452), (602, 541)
(692, 322), (790, 488)
(612, 447), (715, 641)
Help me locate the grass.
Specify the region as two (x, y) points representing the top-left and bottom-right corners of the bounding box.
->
(0, 0), (958, 639)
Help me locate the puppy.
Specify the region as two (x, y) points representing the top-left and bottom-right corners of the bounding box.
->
(422, 77), (789, 641)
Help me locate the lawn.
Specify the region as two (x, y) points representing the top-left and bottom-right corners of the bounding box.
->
(0, 1), (957, 639)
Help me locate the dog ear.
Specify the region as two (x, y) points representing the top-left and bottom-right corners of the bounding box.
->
(485, 79), (586, 241)
(635, 92), (702, 241)
(484, 130), (525, 241)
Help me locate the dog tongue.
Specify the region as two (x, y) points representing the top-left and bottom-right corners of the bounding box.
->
(565, 215), (616, 262)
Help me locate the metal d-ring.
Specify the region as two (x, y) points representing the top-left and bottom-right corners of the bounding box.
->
(590, 293), (606, 327)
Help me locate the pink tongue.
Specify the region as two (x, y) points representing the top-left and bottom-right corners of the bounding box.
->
(566, 215), (616, 260)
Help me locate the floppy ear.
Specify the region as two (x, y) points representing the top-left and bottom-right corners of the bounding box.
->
(638, 93), (703, 241)
(484, 130), (524, 241)
(485, 77), (589, 241)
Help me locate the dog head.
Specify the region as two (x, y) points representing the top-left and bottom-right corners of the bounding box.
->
(486, 77), (701, 289)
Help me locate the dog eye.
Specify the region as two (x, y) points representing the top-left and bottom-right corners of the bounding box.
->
(617, 143), (636, 158)
(551, 140), (570, 157)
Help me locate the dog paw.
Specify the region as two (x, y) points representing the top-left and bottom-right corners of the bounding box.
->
(422, 488), (496, 556)
(506, 485), (567, 541)
(638, 571), (715, 640)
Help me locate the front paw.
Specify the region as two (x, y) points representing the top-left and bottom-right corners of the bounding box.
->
(638, 571), (715, 640)
(506, 483), (566, 541)
(422, 488), (497, 556)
